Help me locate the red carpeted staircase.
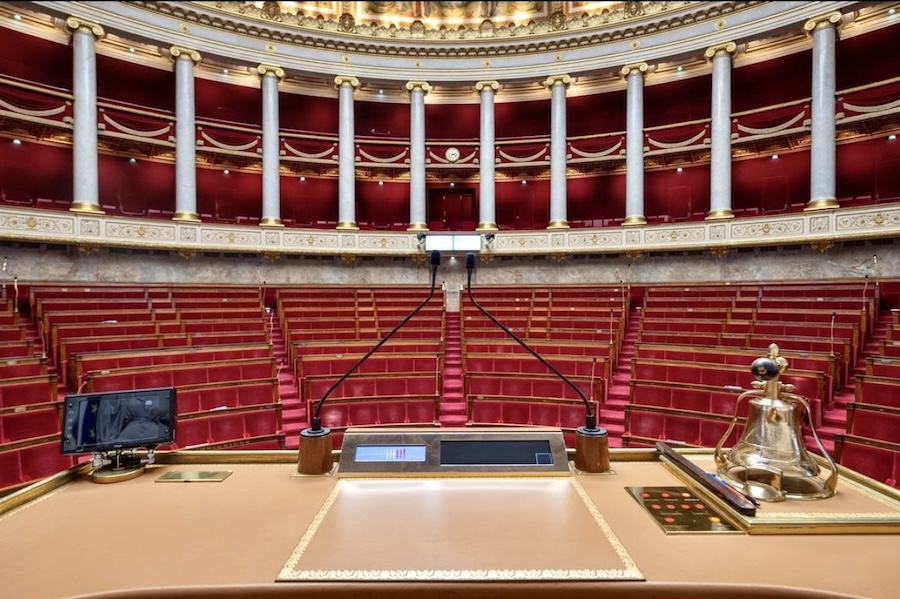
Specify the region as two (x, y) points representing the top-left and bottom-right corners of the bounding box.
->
(601, 306), (640, 448)
(270, 307), (305, 450)
(438, 311), (467, 426)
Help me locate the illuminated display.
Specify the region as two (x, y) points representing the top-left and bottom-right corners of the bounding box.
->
(355, 445), (428, 463)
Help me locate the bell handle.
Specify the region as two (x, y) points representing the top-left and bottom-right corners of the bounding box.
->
(782, 391), (839, 495)
(713, 389), (761, 470)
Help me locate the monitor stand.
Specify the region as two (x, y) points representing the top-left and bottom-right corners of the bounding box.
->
(91, 451), (147, 484)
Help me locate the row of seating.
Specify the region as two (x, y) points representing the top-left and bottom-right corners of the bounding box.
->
(623, 404), (745, 449)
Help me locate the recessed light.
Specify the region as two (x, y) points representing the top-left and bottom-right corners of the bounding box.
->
(378, 181), (384, 186)
(676, 66), (683, 72)
(128, 47), (136, 53)
(676, 167), (683, 172)
(223, 169), (230, 175)
(889, 8), (896, 15)
(521, 180), (527, 185)
(772, 154), (779, 160)
(299, 176), (306, 181)
(12, 139), (21, 145)
(222, 69), (229, 75)
(889, 134), (897, 141)
(449, 182), (455, 187)
(128, 157), (136, 163)
(13, 14), (22, 21)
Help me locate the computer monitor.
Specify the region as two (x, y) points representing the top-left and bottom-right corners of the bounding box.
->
(61, 387), (176, 455)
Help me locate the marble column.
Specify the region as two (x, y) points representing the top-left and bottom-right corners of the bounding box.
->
(258, 64), (285, 227)
(622, 63), (648, 226)
(170, 46), (201, 222)
(476, 80), (499, 232)
(705, 42), (737, 220)
(804, 12), (842, 211)
(406, 81), (431, 231)
(335, 75), (360, 230)
(66, 17), (104, 214)
(545, 74), (570, 229)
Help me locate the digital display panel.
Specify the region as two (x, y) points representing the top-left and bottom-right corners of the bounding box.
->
(440, 440), (554, 466)
(355, 445), (428, 463)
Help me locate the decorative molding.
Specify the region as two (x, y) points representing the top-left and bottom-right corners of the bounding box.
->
(475, 81), (500, 93)
(803, 11), (844, 35)
(704, 41), (738, 60)
(1, 202), (899, 258)
(620, 62), (649, 78)
(405, 81), (432, 94)
(543, 74), (571, 88)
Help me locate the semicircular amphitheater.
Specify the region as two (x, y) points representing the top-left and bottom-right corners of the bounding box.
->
(0, 0), (899, 493)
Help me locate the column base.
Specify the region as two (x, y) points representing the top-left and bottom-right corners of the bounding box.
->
(547, 219), (570, 230)
(336, 221), (359, 230)
(621, 216), (647, 226)
(259, 217), (284, 227)
(407, 223), (429, 231)
(172, 212), (200, 222)
(476, 222), (498, 232)
(705, 209), (735, 220)
(805, 198), (839, 211)
(70, 202), (104, 214)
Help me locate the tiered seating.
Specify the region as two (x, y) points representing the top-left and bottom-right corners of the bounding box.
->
(625, 283), (876, 450)
(460, 286), (627, 442)
(29, 285), (282, 452)
(278, 287), (446, 439)
(0, 374), (72, 492)
(833, 435), (900, 488)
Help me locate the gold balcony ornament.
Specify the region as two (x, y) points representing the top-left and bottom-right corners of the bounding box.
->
(714, 344), (838, 502)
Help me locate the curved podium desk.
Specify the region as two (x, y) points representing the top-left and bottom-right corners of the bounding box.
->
(1, 431), (899, 599)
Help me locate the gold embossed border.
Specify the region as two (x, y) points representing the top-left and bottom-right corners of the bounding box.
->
(277, 477), (644, 582)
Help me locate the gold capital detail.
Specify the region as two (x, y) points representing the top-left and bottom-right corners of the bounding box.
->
(620, 62), (649, 78)
(803, 12), (843, 35)
(475, 81), (500, 93)
(704, 41), (737, 61)
(169, 46), (201, 64)
(543, 74), (571, 88)
(334, 75), (360, 89)
(65, 17), (104, 39)
(257, 64), (285, 80)
(405, 81), (432, 94)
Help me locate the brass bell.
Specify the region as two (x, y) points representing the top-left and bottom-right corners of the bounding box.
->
(714, 344), (838, 502)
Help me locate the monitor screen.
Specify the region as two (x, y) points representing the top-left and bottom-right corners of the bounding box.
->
(60, 387), (176, 454)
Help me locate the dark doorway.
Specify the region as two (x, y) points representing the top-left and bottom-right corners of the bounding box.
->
(428, 188), (477, 231)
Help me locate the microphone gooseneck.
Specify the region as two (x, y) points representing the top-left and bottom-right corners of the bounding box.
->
(465, 253), (600, 431)
(308, 250), (442, 432)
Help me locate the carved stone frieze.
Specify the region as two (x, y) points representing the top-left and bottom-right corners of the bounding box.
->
(1, 202), (898, 258)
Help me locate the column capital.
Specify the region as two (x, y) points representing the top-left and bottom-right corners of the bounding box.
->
(169, 46), (201, 64)
(65, 16), (104, 39)
(704, 41), (738, 61)
(405, 80), (432, 94)
(475, 80), (500, 93)
(803, 11), (843, 35)
(543, 74), (571, 88)
(334, 74), (360, 89)
(257, 64), (285, 81)
(620, 62), (649, 78)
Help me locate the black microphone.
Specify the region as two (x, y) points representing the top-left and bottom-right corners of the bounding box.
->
(464, 253), (601, 432)
(307, 249), (441, 434)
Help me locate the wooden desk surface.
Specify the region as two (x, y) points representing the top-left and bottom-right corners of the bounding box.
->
(1, 450), (899, 599)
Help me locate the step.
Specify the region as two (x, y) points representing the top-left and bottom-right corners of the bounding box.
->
(440, 402), (467, 414)
(439, 415), (469, 426)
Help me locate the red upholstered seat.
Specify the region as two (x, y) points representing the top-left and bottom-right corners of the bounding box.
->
(1, 408), (60, 443)
(209, 413), (246, 443)
(244, 410), (279, 437)
(175, 417), (210, 448)
(18, 442), (75, 482)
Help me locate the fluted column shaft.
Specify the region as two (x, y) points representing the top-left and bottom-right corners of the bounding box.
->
(67, 18), (104, 213)
(706, 42), (736, 220)
(476, 81), (498, 231)
(335, 75), (359, 230)
(806, 13), (842, 210)
(259, 64), (284, 227)
(406, 81), (430, 231)
(623, 63), (648, 226)
(546, 74), (570, 229)
(171, 47), (200, 221)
